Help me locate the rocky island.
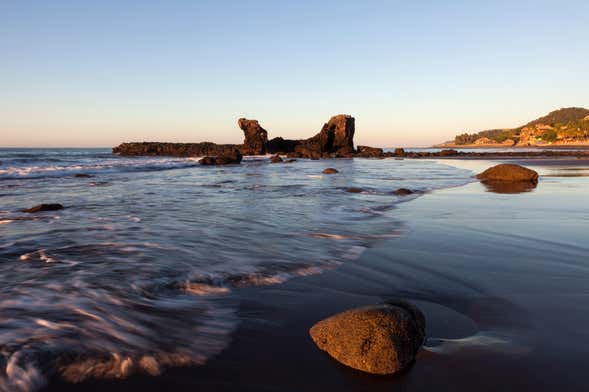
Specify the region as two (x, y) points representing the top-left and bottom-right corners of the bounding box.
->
(113, 114), (389, 161)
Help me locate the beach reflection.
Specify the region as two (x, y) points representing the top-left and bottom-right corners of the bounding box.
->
(480, 180), (538, 194)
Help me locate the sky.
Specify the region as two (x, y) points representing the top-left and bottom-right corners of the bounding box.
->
(0, 0), (588, 148)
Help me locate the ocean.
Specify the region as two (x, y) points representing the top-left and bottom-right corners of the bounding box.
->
(0, 148), (475, 390)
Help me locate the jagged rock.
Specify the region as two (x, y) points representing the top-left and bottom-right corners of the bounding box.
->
(270, 154), (283, 163)
(322, 168), (339, 174)
(199, 150), (242, 165)
(305, 114), (355, 155)
(476, 164), (539, 182)
(394, 148), (406, 157)
(23, 204), (64, 213)
(356, 146), (384, 158)
(309, 302), (426, 375)
(238, 118), (268, 155)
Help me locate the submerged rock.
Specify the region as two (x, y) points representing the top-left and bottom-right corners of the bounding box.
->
(199, 150), (242, 165)
(346, 187), (364, 193)
(74, 173), (94, 178)
(309, 302), (426, 375)
(393, 188), (415, 196)
(23, 204), (64, 213)
(322, 168), (339, 174)
(476, 164), (539, 182)
(270, 154), (284, 163)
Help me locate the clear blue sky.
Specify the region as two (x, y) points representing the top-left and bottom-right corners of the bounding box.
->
(1, 0), (587, 147)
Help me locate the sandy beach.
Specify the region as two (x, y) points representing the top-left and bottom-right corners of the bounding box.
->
(43, 158), (589, 391)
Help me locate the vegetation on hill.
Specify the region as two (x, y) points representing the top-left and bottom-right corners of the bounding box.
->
(453, 107), (589, 145)
(526, 107), (589, 126)
(454, 129), (516, 145)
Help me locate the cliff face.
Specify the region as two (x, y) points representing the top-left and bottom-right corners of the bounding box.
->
(113, 114), (358, 158)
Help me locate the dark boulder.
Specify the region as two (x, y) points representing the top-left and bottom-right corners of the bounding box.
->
(74, 173), (94, 178)
(394, 148), (406, 157)
(322, 168), (339, 174)
(476, 164), (539, 182)
(346, 187), (364, 193)
(309, 302), (425, 375)
(199, 150), (243, 165)
(23, 204), (64, 213)
(356, 146), (384, 158)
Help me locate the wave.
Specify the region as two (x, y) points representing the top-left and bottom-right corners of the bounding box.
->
(0, 157), (203, 180)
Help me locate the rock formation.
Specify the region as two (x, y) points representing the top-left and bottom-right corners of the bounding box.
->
(476, 164), (539, 193)
(238, 118), (268, 155)
(113, 114), (358, 159)
(309, 302), (425, 375)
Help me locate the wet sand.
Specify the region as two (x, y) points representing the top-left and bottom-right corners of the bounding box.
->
(47, 159), (589, 392)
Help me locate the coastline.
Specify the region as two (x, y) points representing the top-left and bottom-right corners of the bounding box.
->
(432, 144), (589, 149)
(46, 158), (589, 391)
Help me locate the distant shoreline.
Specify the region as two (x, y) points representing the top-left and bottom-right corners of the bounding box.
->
(431, 144), (589, 149)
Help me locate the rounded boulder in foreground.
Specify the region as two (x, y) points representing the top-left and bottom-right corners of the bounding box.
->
(309, 302), (426, 375)
(322, 168), (339, 174)
(476, 164), (538, 182)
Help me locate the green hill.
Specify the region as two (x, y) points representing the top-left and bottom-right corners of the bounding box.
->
(451, 107), (589, 146)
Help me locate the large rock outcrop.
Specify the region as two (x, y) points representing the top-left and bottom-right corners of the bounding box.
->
(269, 114), (356, 158)
(113, 115), (357, 159)
(308, 114), (355, 155)
(238, 118), (268, 155)
(309, 302), (425, 375)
